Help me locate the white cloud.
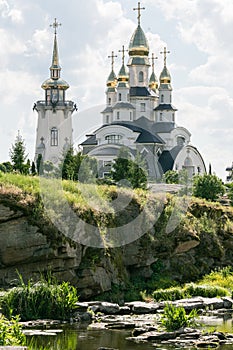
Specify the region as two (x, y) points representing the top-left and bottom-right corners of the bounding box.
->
(0, 0), (23, 23)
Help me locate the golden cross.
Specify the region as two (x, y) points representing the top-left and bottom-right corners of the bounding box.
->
(150, 53), (158, 72)
(160, 47), (170, 67)
(108, 51), (117, 70)
(133, 2), (145, 25)
(118, 45), (128, 65)
(50, 18), (62, 35)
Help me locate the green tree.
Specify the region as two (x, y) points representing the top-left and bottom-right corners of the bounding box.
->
(61, 146), (75, 180)
(0, 164), (6, 173)
(164, 170), (179, 184)
(31, 161), (36, 176)
(36, 154), (44, 175)
(2, 162), (13, 173)
(111, 147), (147, 189)
(193, 174), (225, 202)
(9, 132), (27, 173)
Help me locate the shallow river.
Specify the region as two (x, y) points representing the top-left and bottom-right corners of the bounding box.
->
(28, 316), (233, 350)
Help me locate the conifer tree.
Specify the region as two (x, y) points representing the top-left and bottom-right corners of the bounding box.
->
(9, 132), (27, 173)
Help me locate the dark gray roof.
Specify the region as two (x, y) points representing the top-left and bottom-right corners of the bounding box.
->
(154, 104), (177, 111)
(110, 121), (164, 144)
(113, 102), (135, 109)
(90, 147), (120, 157)
(152, 122), (175, 133)
(158, 145), (183, 173)
(80, 134), (97, 146)
(101, 106), (113, 113)
(130, 87), (151, 97)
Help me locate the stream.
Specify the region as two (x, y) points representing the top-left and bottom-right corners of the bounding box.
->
(27, 315), (233, 350)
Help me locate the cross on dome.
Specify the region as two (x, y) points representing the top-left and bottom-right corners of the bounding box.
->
(108, 51), (117, 71)
(50, 18), (62, 35)
(150, 53), (158, 72)
(160, 47), (170, 67)
(133, 2), (145, 25)
(118, 45), (128, 65)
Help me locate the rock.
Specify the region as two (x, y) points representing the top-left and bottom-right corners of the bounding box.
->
(195, 341), (219, 348)
(98, 302), (120, 314)
(107, 322), (135, 329)
(126, 301), (159, 314)
(175, 239), (200, 254)
(222, 296), (233, 309)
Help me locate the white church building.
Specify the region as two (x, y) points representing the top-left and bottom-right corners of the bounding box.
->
(34, 5), (206, 180)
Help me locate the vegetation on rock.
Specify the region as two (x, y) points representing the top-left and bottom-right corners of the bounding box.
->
(161, 303), (198, 331)
(0, 314), (26, 346)
(193, 174), (225, 201)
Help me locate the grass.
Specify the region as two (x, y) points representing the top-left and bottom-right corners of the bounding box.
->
(0, 274), (78, 321)
(0, 314), (26, 346)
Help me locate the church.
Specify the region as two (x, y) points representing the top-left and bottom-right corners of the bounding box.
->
(34, 4), (206, 180)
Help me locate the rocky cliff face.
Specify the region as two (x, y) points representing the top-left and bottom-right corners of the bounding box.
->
(0, 193), (233, 299)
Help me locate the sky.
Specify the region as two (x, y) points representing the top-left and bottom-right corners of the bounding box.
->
(0, 0), (232, 180)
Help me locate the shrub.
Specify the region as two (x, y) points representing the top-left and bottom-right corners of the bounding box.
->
(153, 287), (185, 301)
(0, 315), (26, 346)
(1, 278), (78, 321)
(184, 283), (228, 298)
(161, 303), (198, 331)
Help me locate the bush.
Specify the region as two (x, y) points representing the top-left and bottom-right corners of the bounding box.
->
(0, 315), (26, 346)
(1, 278), (78, 321)
(184, 283), (228, 298)
(153, 287), (185, 301)
(193, 174), (225, 202)
(161, 303), (198, 331)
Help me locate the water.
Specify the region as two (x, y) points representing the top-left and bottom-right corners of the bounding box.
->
(28, 316), (233, 350)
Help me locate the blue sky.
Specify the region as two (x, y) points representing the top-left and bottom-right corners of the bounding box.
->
(0, 0), (232, 180)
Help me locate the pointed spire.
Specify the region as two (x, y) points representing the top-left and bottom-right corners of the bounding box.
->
(159, 47), (172, 87)
(50, 18), (62, 80)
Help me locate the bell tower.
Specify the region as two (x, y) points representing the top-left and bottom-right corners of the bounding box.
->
(34, 18), (76, 165)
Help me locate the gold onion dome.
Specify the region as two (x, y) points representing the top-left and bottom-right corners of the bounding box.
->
(107, 70), (117, 88)
(118, 64), (128, 81)
(129, 25), (149, 56)
(149, 71), (158, 90)
(42, 78), (70, 90)
(160, 66), (171, 85)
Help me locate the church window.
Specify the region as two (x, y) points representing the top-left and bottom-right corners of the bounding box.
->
(139, 71), (144, 82)
(59, 90), (64, 102)
(172, 113), (175, 122)
(108, 97), (111, 105)
(119, 93), (122, 101)
(177, 136), (185, 146)
(161, 94), (164, 103)
(130, 112), (132, 120)
(170, 95), (172, 103)
(160, 112), (163, 121)
(46, 90), (51, 104)
(51, 127), (58, 146)
(105, 135), (122, 144)
(117, 111), (120, 120)
(106, 115), (109, 123)
(140, 103), (146, 112)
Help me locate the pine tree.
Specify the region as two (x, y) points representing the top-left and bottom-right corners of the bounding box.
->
(9, 132), (27, 173)
(36, 154), (44, 175)
(31, 161), (36, 176)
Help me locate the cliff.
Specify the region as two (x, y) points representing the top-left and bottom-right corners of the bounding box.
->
(0, 173), (233, 299)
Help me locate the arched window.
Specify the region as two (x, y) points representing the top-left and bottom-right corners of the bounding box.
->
(105, 135), (122, 144)
(177, 136), (185, 146)
(119, 93), (122, 101)
(51, 127), (58, 146)
(108, 97), (111, 105)
(159, 112), (163, 121)
(172, 113), (175, 122)
(106, 115), (109, 124)
(117, 111), (120, 120)
(139, 71), (144, 82)
(161, 94), (164, 103)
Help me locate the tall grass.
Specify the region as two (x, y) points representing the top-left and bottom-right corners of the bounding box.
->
(1, 275), (78, 321)
(0, 314), (26, 346)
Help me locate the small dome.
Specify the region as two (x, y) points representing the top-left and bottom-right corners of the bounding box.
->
(118, 64), (129, 82)
(42, 78), (69, 90)
(149, 71), (158, 91)
(129, 25), (149, 56)
(160, 66), (171, 84)
(107, 69), (117, 88)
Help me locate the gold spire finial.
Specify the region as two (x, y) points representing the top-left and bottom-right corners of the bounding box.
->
(50, 18), (62, 35)
(151, 53), (158, 72)
(118, 45), (128, 65)
(133, 2), (145, 25)
(108, 51), (117, 71)
(160, 47), (170, 67)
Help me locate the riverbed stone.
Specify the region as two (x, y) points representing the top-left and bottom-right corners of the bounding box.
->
(126, 301), (159, 314)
